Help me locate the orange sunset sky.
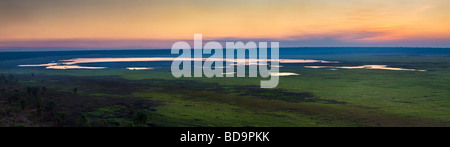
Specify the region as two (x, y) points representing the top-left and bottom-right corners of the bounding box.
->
(0, 0), (449, 50)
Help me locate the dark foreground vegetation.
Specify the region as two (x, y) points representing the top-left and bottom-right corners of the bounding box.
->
(0, 74), (159, 127)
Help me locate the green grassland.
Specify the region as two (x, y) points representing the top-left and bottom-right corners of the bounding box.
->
(0, 55), (449, 127)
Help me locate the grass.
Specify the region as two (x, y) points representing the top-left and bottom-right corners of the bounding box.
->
(1, 54), (449, 126)
(132, 91), (352, 127)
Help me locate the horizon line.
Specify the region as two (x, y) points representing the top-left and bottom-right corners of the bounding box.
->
(0, 46), (449, 52)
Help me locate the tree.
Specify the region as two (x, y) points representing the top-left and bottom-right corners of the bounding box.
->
(45, 101), (57, 117)
(26, 87), (32, 95)
(80, 113), (90, 127)
(31, 87), (39, 97)
(20, 98), (28, 110)
(8, 94), (19, 103)
(73, 88), (78, 94)
(45, 101), (56, 111)
(34, 97), (43, 109)
(128, 109), (135, 119)
(8, 74), (15, 85)
(53, 114), (62, 126)
(8, 74), (14, 82)
(53, 113), (67, 126)
(0, 74), (5, 82)
(134, 111), (149, 125)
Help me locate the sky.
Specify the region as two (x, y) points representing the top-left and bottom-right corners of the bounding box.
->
(0, 0), (449, 50)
